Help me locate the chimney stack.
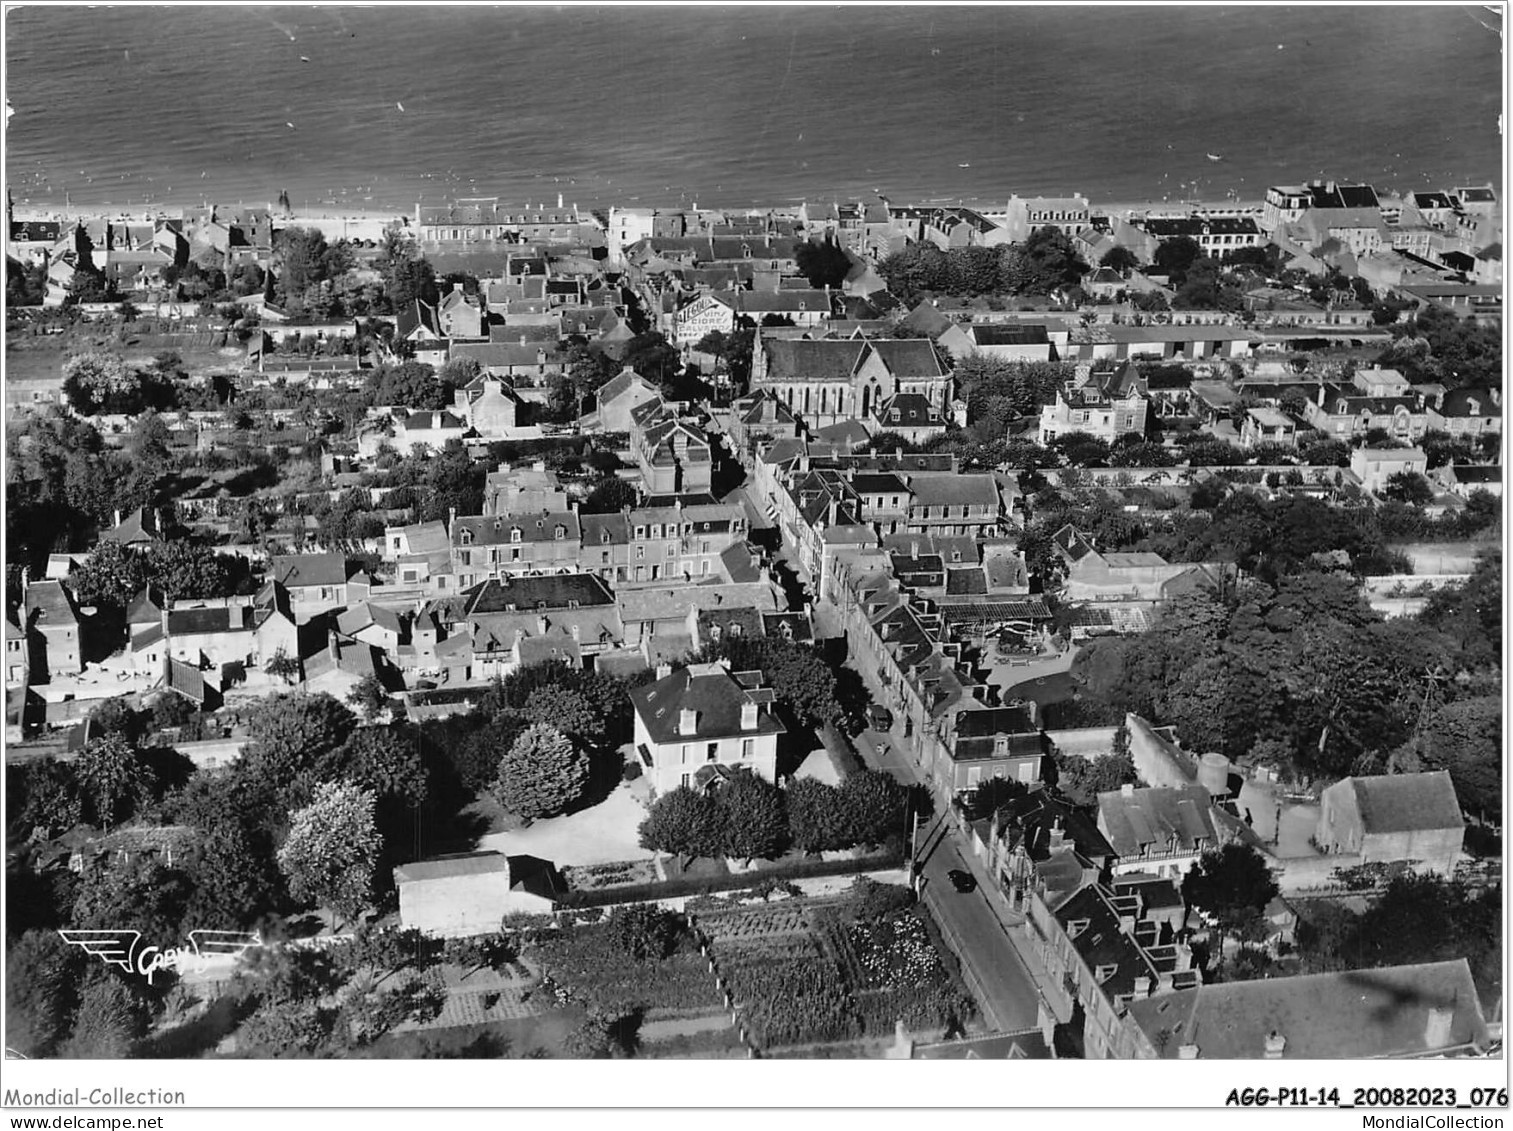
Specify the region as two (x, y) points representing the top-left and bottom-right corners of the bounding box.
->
(1424, 1007), (1454, 1050)
(1263, 1030), (1286, 1059)
(1121, 782), (1136, 797)
(1177, 1044), (1200, 1060)
(678, 707), (698, 735)
(655, 662), (672, 680)
(741, 700), (759, 730)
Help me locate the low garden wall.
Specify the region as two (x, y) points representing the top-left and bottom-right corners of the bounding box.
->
(550, 848), (906, 911)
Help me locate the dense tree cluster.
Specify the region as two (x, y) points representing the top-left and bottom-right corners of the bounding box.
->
(638, 769), (909, 866)
(880, 228), (1088, 305)
(1377, 304), (1501, 390)
(1073, 553), (1501, 800)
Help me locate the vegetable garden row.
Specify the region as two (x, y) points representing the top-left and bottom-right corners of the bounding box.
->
(698, 889), (977, 1052)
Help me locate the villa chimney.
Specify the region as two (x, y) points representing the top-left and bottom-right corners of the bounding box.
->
(1263, 1030), (1286, 1059)
(453, 282), (463, 293)
(1315, 384), (1326, 408)
(655, 662), (672, 680)
(1121, 782), (1136, 798)
(448, 506), (457, 530)
(1177, 1044), (1200, 1060)
(1424, 1007), (1454, 1050)
(1047, 818), (1067, 852)
(114, 508), (122, 529)
(741, 700), (759, 730)
(678, 707), (698, 735)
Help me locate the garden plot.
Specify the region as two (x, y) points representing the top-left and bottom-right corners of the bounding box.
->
(704, 891), (977, 1053)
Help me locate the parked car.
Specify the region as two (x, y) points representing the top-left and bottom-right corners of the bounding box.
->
(947, 869), (977, 893)
(866, 704), (893, 731)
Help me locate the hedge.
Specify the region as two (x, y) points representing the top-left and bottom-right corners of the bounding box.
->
(550, 848), (906, 910)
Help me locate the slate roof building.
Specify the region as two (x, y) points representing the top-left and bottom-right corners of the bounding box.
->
(1097, 783), (1227, 878)
(629, 661), (786, 795)
(749, 331), (953, 426)
(1316, 771), (1465, 877)
(1119, 960), (1490, 1060)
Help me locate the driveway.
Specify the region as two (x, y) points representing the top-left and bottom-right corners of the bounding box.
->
(476, 782), (654, 867)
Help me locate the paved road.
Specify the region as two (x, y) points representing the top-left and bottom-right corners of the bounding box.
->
(914, 819), (1044, 1032)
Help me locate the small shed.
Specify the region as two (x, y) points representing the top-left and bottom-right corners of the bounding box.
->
(394, 851), (559, 938)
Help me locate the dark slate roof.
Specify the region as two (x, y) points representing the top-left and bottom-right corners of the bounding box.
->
(1307, 182), (1380, 210)
(869, 338), (947, 377)
(126, 584), (166, 626)
(167, 606), (249, 635)
(25, 580), (80, 626)
(273, 553), (351, 589)
(1097, 785), (1218, 859)
(945, 567), (988, 596)
(761, 337), (866, 382)
(396, 298), (440, 340)
(579, 511), (631, 546)
(462, 573), (614, 615)
(1054, 884), (1157, 1001)
(1347, 771), (1464, 835)
(956, 705), (1037, 738)
(454, 511), (580, 547)
(629, 662), (786, 745)
(1450, 464), (1500, 484)
(973, 323), (1050, 346)
(1052, 524), (1097, 562)
(1126, 959), (1489, 1059)
(876, 392), (944, 428)
(1436, 388), (1500, 418)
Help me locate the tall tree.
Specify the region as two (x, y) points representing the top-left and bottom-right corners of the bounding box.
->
(74, 733), (149, 829)
(277, 781), (383, 929)
(490, 724), (589, 821)
(838, 770), (909, 848)
(719, 772), (790, 864)
(638, 786), (723, 867)
(5, 930), (85, 1058)
(239, 693), (358, 810)
(785, 778), (852, 854)
(793, 239), (853, 289)
(69, 540), (151, 618)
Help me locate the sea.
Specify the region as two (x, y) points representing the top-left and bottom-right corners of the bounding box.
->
(3, 4), (1504, 218)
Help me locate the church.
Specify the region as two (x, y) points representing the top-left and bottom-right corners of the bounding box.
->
(748, 330), (954, 428)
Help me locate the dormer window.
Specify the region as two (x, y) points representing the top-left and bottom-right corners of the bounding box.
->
(554, 525), (566, 540)
(602, 531), (611, 544)
(511, 528), (522, 543)
(1067, 918), (1091, 939)
(1096, 965), (1118, 983)
(460, 529), (473, 546)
